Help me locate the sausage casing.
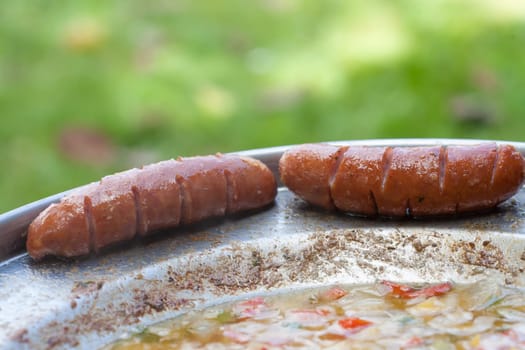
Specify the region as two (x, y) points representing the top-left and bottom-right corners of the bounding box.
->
(279, 143), (524, 217)
(27, 154), (277, 259)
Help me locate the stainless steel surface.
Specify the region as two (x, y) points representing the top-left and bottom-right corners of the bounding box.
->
(1, 138), (525, 349)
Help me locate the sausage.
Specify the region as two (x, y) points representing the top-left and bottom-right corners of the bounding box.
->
(279, 143), (525, 217)
(27, 154), (277, 260)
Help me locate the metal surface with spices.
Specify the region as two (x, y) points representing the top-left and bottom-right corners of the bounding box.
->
(1, 138), (525, 350)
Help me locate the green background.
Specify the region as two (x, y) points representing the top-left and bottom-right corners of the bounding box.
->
(1, 0), (525, 213)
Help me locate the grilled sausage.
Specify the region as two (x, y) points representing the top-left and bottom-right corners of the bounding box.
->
(279, 143), (525, 217)
(27, 154), (277, 259)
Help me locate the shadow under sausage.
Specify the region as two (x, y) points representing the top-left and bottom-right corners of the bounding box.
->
(291, 197), (522, 226)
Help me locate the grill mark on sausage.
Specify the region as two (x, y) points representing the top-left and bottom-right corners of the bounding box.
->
(381, 147), (394, 193)
(406, 198), (412, 218)
(328, 146), (348, 186)
(83, 196), (96, 253)
(439, 146), (447, 194)
(328, 146), (349, 208)
(490, 145), (500, 188)
(369, 190), (379, 217)
(176, 180), (183, 225)
(131, 185), (144, 236)
(224, 169), (233, 215)
(176, 175), (190, 224)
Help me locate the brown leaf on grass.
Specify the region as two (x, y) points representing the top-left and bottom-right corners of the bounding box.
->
(449, 94), (496, 125)
(471, 65), (500, 92)
(58, 126), (116, 167)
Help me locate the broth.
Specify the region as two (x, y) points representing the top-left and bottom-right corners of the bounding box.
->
(104, 279), (525, 349)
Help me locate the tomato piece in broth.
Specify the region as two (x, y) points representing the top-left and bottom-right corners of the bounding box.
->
(381, 281), (452, 299)
(338, 317), (373, 330)
(318, 286), (348, 302)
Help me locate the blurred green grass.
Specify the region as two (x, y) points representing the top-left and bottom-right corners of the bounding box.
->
(1, 0), (525, 213)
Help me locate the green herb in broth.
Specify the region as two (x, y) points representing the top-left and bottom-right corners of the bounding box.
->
(133, 331), (160, 344)
(104, 280), (525, 349)
(216, 310), (236, 324)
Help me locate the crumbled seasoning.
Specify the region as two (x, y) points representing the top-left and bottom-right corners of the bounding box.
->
(160, 228), (517, 298)
(33, 284), (195, 349)
(134, 282), (194, 312)
(9, 328), (28, 343)
(451, 238), (504, 269)
(71, 280), (104, 295)
(12, 225), (525, 349)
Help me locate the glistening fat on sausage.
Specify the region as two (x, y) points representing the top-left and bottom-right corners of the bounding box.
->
(279, 143), (525, 217)
(27, 154), (277, 260)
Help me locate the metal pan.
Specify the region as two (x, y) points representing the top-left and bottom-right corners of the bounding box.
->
(1, 138), (525, 350)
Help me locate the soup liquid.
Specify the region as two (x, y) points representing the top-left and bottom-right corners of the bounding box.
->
(104, 280), (525, 349)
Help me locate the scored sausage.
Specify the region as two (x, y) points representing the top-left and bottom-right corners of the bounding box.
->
(27, 154), (277, 260)
(279, 143), (525, 217)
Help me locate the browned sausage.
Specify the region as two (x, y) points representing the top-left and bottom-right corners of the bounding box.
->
(27, 154), (277, 260)
(279, 143), (525, 217)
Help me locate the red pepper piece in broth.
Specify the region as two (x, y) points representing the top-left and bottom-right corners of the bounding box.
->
(318, 286), (348, 302)
(404, 336), (425, 347)
(233, 297), (266, 319)
(381, 281), (453, 299)
(338, 317), (373, 330)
